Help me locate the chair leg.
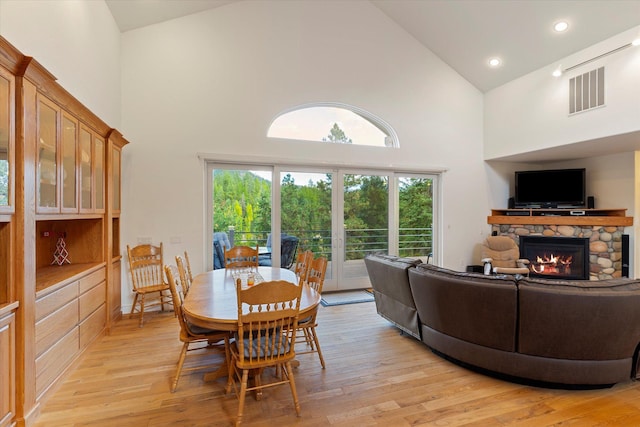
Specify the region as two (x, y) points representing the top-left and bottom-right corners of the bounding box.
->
(138, 294), (146, 327)
(254, 368), (263, 400)
(161, 290), (175, 316)
(284, 361), (301, 416)
(303, 327), (315, 349)
(308, 326), (325, 369)
(172, 342), (189, 392)
(130, 293), (139, 315)
(224, 337), (233, 392)
(236, 369), (249, 426)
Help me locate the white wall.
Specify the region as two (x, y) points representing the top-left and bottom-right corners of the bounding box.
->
(0, 0), (122, 127)
(484, 26), (640, 160)
(119, 0), (487, 308)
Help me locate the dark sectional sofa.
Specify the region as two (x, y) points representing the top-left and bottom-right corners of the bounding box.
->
(364, 253), (640, 387)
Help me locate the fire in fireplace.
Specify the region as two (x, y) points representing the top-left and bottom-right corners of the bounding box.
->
(519, 236), (590, 280)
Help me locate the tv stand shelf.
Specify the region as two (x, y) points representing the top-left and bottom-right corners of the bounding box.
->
(488, 208), (632, 226)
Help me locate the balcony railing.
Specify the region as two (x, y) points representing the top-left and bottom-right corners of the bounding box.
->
(219, 227), (432, 261)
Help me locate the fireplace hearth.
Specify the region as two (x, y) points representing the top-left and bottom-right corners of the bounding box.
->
(520, 236), (590, 280)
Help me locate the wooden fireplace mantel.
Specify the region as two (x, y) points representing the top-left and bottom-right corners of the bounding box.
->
(488, 208), (633, 227)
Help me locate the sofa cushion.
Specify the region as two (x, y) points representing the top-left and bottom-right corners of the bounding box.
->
(365, 254), (421, 307)
(409, 264), (518, 352)
(517, 277), (640, 360)
(364, 254), (422, 338)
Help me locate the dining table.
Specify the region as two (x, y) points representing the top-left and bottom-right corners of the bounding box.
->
(182, 266), (321, 331)
(182, 266), (321, 381)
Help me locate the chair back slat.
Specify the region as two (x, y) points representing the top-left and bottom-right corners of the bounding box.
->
(306, 256), (328, 294)
(225, 245), (259, 270)
(175, 255), (191, 295)
(183, 251), (194, 282)
(164, 265), (189, 333)
(127, 243), (165, 291)
(294, 250), (313, 282)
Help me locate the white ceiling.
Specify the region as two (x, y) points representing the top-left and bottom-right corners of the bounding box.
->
(105, 0), (640, 93)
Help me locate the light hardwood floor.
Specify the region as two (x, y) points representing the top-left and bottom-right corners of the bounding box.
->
(35, 301), (640, 426)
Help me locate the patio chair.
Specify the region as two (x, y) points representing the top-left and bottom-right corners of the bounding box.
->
(258, 235), (299, 269)
(213, 232), (231, 269)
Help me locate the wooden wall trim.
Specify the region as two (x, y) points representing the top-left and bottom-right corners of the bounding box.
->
(106, 129), (130, 149)
(0, 37), (25, 75)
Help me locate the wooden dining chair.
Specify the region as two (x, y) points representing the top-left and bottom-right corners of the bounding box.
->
(294, 250), (313, 281)
(164, 265), (231, 393)
(175, 255), (191, 296)
(294, 256), (328, 368)
(227, 279), (303, 425)
(224, 245), (259, 270)
(126, 243), (172, 327)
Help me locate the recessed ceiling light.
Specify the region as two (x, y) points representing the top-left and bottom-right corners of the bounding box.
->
(554, 21), (569, 32)
(488, 58), (501, 67)
(632, 38), (640, 46)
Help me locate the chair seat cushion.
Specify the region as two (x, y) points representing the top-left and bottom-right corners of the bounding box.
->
(234, 329), (291, 358)
(187, 321), (225, 337)
(138, 283), (169, 293)
(298, 315), (313, 324)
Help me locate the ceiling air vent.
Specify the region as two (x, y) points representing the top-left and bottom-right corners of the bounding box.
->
(569, 67), (604, 115)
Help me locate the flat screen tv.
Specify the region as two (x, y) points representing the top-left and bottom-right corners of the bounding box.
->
(514, 168), (586, 208)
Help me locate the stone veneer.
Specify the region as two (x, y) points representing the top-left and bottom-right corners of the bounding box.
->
(491, 224), (625, 280)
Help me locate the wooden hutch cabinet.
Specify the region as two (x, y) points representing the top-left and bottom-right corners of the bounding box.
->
(0, 36), (128, 427)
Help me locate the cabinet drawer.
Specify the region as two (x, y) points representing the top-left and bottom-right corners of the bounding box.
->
(79, 282), (105, 320)
(0, 311), (15, 427)
(35, 300), (79, 358)
(35, 327), (79, 399)
(79, 267), (105, 294)
(80, 304), (105, 349)
(35, 282), (79, 322)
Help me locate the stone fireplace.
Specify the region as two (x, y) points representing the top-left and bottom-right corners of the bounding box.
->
(490, 224), (626, 280)
(520, 236), (589, 280)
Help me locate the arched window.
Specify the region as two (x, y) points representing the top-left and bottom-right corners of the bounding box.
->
(267, 103), (398, 147)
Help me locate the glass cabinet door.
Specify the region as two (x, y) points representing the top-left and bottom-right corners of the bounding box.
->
(95, 137), (104, 212)
(79, 127), (93, 212)
(37, 97), (59, 211)
(0, 68), (13, 211)
(112, 147), (121, 212)
(61, 114), (78, 212)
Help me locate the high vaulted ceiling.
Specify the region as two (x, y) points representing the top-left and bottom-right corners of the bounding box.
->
(105, 0), (640, 93)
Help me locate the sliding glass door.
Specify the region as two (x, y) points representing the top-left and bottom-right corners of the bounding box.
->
(338, 172), (389, 290)
(207, 163), (437, 291)
(279, 169), (334, 287)
(208, 166), (272, 269)
(398, 176), (434, 260)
